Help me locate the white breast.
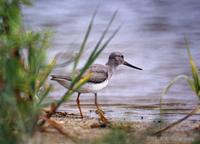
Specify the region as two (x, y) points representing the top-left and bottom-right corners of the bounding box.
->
(55, 79), (109, 93)
(79, 79), (109, 93)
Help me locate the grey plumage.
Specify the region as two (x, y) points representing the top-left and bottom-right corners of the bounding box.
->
(51, 64), (109, 84)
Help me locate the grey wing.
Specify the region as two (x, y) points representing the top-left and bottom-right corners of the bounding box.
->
(87, 64), (108, 83)
(51, 64), (108, 83)
(51, 70), (79, 81)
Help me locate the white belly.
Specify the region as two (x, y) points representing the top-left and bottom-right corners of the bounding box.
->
(55, 79), (109, 93)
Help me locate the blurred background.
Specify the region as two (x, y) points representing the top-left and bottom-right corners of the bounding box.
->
(22, 0), (200, 121)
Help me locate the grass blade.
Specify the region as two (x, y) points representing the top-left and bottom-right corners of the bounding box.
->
(91, 25), (121, 62)
(72, 11), (119, 85)
(72, 8), (98, 75)
(160, 75), (190, 112)
(185, 37), (200, 96)
(154, 105), (200, 136)
(37, 85), (52, 106)
(87, 10), (118, 63)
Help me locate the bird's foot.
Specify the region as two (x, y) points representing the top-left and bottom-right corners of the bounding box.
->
(96, 109), (109, 124)
(95, 109), (105, 114)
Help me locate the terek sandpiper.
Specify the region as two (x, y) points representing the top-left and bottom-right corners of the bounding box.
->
(51, 52), (142, 121)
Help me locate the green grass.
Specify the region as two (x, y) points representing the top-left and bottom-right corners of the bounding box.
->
(157, 38), (200, 135)
(94, 129), (131, 144)
(160, 37), (200, 109)
(92, 122), (147, 144)
(0, 1), (55, 143)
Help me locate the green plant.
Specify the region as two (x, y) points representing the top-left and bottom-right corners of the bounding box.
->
(0, 0), (55, 143)
(94, 129), (131, 144)
(159, 38), (200, 113)
(156, 38), (200, 135)
(162, 38), (200, 99)
(92, 123), (145, 144)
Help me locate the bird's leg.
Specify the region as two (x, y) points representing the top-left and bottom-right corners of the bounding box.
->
(94, 93), (108, 123)
(76, 92), (83, 118)
(95, 94), (105, 114)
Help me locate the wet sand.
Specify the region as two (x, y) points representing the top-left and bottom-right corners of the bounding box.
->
(31, 112), (199, 144)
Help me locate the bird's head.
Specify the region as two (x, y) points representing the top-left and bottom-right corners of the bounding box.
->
(107, 52), (142, 70)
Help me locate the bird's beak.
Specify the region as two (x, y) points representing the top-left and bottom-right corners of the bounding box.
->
(123, 61), (142, 70)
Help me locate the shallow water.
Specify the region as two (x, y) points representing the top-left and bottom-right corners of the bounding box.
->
(23, 0), (200, 122)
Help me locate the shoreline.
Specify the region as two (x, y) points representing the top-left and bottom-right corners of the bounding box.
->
(31, 112), (200, 144)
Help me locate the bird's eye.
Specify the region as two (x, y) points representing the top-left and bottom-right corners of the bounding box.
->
(121, 55), (124, 58)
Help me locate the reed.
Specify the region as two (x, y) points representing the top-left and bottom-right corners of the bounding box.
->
(161, 38), (200, 106)
(156, 37), (200, 135)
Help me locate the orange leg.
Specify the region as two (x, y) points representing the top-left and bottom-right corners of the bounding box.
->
(94, 93), (108, 123)
(76, 92), (83, 118)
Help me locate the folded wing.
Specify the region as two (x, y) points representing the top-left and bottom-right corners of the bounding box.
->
(51, 64), (108, 84)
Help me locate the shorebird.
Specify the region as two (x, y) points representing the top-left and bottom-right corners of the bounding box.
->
(51, 52), (142, 121)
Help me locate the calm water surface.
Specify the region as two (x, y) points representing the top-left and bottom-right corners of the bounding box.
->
(23, 0), (200, 122)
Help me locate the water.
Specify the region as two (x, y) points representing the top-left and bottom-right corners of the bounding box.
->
(23, 0), (200, 122)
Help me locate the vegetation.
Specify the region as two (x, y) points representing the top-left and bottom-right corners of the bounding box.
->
(0, 0), (119, 143)
(162, 38), (200, 98)
(0, 0), (53, 143)
(156, 38), (200, 135)
(94, 128), (131, 144)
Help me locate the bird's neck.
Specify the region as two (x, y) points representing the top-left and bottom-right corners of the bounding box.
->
(106, 61), (118, 78)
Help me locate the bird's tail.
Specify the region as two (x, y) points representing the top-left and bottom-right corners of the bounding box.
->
(50, 75), (71, 89)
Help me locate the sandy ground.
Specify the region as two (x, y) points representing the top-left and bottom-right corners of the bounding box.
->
(30, 112), (200, 144)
